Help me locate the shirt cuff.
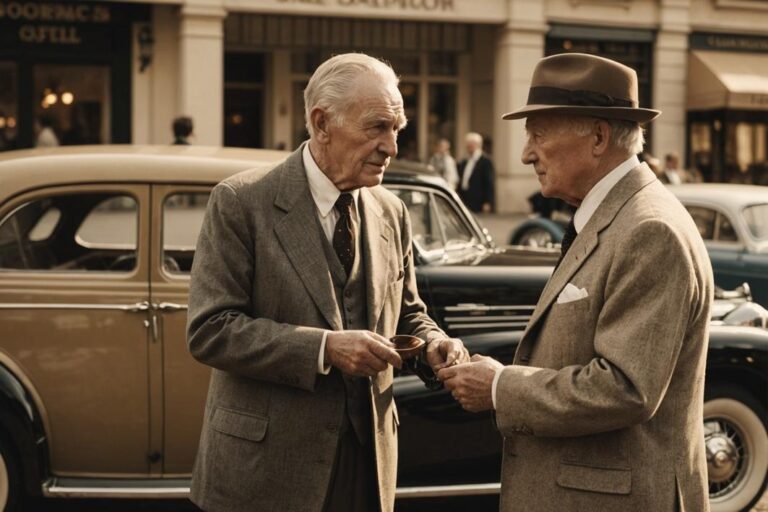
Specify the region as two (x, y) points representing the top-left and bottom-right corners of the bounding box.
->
(318, 331), (332, 375)
(491, 366), (504, 410)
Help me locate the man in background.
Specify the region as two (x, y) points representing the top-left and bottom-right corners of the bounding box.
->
(458, 132), (495, 213)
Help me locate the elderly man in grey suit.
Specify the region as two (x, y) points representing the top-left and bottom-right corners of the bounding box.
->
(440, 53), (713, 511)
(187, 53), (467, 512)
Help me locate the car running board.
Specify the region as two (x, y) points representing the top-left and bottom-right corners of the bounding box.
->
(43, 478), (502, 499)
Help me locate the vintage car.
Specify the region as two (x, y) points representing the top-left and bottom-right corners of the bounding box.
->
(508, 184), (768, 309)
(0, 147), (766, 512)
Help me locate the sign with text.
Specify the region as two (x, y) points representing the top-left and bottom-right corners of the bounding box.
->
(225, 0), (507, 23)
(0, 1), (148, 51)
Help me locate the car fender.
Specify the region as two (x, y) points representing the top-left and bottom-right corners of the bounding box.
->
(508, 217), (565, 245)
(0, 362), (47, 496)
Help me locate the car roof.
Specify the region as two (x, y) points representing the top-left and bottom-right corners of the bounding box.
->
(671, 183), (768, 208)
(0, 145), (444, 203)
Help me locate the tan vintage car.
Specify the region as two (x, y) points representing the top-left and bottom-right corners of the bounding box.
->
(0, 146), (289, 510)
(1, 146), (766, 512)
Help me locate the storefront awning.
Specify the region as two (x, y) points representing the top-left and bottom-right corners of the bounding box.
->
(688, 51), (768, 111)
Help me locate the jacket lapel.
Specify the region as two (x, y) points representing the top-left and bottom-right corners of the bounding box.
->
(360, 188), (392, 331)
(274, 145), (343, 331)
(521, 164), (657, 342)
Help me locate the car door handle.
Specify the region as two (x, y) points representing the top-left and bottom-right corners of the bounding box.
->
(124, 301), (151, 313)
(157, 302), (187, 312)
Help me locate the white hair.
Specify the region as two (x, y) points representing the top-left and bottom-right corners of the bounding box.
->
(304, 53), (400, 138)
(555, 115), (645, 155)
(465, 132), (483, 145)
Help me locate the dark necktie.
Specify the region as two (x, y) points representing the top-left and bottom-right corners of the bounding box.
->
(556, 218), (577, 267)
(333, 193), (355, 276)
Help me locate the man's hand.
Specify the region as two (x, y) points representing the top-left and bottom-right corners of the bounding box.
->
(325, 330), (402, 377)
(425, 337), (469, 372)
(438, 354), (503, 412)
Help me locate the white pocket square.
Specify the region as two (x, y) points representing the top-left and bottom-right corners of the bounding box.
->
(556, 283), (589, 304)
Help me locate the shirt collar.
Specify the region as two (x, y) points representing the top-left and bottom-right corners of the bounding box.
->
(302, 143), (360, 218)
(573, 154), (639, 233)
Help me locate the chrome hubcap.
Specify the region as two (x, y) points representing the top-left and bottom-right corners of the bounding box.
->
(705, 419), (747, 498)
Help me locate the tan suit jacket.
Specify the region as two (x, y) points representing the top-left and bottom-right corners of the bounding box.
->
(187, 145), (445, 512)
(496, 165), (713, 511)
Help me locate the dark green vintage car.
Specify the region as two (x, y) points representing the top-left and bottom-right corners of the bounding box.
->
(0, 147), (765, 512)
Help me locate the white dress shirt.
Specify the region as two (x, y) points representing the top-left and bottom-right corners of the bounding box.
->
(490, 154), (640, 408)
(302, 144), (361, 375)
(460, 149), (483, 191)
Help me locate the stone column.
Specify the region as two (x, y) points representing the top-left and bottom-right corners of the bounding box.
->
(179, 1), (226, 146)
(653, 0), (691, 164)
(493, 0), (547, 213)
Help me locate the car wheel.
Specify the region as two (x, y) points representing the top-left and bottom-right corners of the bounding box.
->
(512, 227), (554, 248)
(704, 385), (768, 512)
(0, 434), (22, 512)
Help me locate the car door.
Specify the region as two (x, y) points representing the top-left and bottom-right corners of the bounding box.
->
(0, 184), (152, 476)
(150, 185), (212, 475)
(685, 204), (751, 290)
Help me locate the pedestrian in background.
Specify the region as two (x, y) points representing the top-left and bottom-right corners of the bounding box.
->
(429, 137), (459, 190)
(458, 132), (495, 213)
(35, 115), (59, 148)
(172, 116), (194, 145)
(440, 53), (713, 512)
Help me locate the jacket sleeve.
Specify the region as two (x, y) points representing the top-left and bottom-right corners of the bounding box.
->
(186, 182), (325, 392)
(495, 218), (704, 437)
(395, 199), (447, 345)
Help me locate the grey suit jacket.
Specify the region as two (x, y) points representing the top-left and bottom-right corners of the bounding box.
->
(187, 145), (445, 512)
(495, 165), (713, 512)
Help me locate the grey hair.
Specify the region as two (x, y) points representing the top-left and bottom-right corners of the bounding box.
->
(556, 115), (645, 155)
(304, 53), (400, 138)
(465, 132), (483, 145)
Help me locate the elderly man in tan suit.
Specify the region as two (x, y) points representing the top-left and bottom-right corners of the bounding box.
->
(440, 53), (713, 511)
(187, 53), (467, 512)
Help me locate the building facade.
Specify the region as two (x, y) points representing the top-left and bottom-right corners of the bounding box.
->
(1, 0), (766, 212)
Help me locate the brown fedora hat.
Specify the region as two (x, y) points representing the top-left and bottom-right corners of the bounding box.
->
(502, 53), (660, 123)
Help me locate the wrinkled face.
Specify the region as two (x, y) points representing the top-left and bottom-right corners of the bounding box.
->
(522, 114), (595, 205)
(323, 76), (406, 190)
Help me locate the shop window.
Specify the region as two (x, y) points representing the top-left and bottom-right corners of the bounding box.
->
(33, 64), (110, 147)
(0, 193), (137, 272)
(690, 122), (713, 182)
(686, 206), (716, 241)
(399, 82), (420, 162)
(162, 192), (210, 274)
(725, 121), (768, 185)
(428, 84), (457, 154)
(224, 53), (266, 148)
(0, 62), (18, 152)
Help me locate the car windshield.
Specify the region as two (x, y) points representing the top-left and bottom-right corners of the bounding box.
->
(742, 203), (768, 241)
(389, 187), (483, 260)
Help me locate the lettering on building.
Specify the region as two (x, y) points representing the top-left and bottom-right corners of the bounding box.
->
(0, 2), (111, 46)
(705, 35), (768, 52)
(277, 0), (455, 11)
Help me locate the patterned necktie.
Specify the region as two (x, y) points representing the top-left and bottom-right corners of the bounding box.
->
(556, 218), (577, 268)
(333, 193), (355, 276)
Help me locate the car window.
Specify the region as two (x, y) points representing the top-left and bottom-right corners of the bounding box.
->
(686, 206), (716, 241)
(162, 192), (210, 273)
(742, 204), (768, 241)
(716, 213), (738, 243)
(391, 188), (444, 252)
(0, 193), (138, 272)
(433, 194), (478, 248)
